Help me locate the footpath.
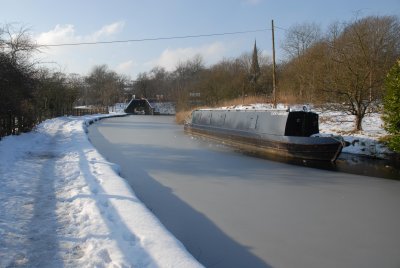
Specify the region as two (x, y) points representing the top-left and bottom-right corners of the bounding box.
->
(0, 115), (202, 268)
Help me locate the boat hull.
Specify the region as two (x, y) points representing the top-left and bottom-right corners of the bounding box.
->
(185, 123), (343, 162)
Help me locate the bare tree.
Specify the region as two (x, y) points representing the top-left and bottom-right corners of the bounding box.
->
(85, 65), (125, 106)
(134, 72), (150, 98)
(148, 66), (171, 99)
(280, 23), (322, 101)
(34, 69), (79, 118)
(0, 23), (39, 64)
(0, 23), (39, 135)
(197, 58), (247, 106)
(67, 73), (87, 106)
(281, 22), (321, 59)
(323, 16), (400, 130)
(171, 55), (205, 110)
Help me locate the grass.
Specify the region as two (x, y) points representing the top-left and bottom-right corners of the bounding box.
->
(175, 110), (193, 124)
(218, 96), (270, 107)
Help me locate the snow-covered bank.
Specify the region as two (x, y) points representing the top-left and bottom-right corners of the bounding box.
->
(0, 114), (202, 267)
(317, 110), (392, 158)
(150, 102), (176, 115)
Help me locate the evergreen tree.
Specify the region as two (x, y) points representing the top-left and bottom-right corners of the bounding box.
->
(383, 60), (400, 153)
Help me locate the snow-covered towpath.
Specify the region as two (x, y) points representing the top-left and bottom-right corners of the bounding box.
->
(0, 116), (202, 268)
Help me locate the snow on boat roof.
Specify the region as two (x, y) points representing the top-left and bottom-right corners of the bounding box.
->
(197, 103), (313, 112)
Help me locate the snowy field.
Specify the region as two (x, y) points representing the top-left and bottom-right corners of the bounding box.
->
(0, 115), (201, 268)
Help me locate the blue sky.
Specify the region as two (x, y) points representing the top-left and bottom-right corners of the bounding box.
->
(1, 0), (399, 79)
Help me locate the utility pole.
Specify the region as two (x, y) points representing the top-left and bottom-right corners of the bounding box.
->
(271, 19), (277, 108)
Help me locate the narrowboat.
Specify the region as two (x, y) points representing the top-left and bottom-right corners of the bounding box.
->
(184, 109), (345, 162)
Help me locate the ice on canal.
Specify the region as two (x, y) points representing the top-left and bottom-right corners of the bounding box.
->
(88, 115), (400, 268)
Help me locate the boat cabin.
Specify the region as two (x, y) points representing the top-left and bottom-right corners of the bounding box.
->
(190, 109), (319, 137)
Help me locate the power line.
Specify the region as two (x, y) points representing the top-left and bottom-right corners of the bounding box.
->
(274, 25), (289, 32)
(36, 28), (271, 47)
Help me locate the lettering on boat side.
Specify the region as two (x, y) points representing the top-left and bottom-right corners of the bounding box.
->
(271, 111), (287, 116)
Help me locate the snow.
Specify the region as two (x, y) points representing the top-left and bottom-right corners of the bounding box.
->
(150, 102), (176, 115)
(0, 102), (395, 267)
(88, 115), (400, 268)
(0, 114), (202, 268)
(214, 103), (394, 159)
(317, 110), (391, 158)
(108, 103), (128, 113)
(112, 101), (176, 115)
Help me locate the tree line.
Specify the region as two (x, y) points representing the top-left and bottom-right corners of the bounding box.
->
(133, 46), (273, 110)
(0, 24), (128, 137)
(1, 15), (399, 140)
(280, 16), (400, 131)
(134, 15), (400, 132)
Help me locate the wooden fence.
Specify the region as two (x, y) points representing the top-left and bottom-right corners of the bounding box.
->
(70, 107), (109, 116)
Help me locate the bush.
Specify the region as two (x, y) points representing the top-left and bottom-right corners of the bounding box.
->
(383, 60), (400, 153)
(175, 110), (192, 124)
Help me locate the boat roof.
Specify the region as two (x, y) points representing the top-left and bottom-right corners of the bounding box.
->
(197, 104), (314, 113)
(197, 108), (289, 112)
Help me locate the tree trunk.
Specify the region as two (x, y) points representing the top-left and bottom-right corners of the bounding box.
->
(355, 114), (363, 131)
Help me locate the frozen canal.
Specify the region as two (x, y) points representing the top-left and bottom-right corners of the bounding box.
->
(88, 115), (400, 268)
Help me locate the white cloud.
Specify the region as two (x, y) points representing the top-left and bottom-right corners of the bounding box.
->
(36, 21), (125, 46)
(34, 21), (125, 74)
(36, 24), (79, 45)
(90, 21), (125, 41)
(116, 60), (136, 74)
(147, 42), (226, 71)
